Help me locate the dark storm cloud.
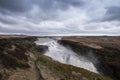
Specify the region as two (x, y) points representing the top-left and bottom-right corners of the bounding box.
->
(0, 0), (33, 12)
(0, 0), (85, 30)
(103, 6), (120, 21)
(33, 0), (84, 10)
(0, 0), (84, 12)
(0, 0), (84, 24)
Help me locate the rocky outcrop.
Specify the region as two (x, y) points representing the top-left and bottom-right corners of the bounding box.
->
(35, 45), (48, 53)
(59, 39), (120, 80)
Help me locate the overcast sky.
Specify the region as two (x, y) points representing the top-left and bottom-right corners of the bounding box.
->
(0, 0), (120, 35)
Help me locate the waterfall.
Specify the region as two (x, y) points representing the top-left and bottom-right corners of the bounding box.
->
(35, 38), (98, 73)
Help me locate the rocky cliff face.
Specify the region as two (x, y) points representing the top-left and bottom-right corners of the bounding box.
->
(58, 37), (120, 80)
(0, 36), (113, 80)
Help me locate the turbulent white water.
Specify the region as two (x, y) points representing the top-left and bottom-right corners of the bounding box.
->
(35, 38), (98, 73)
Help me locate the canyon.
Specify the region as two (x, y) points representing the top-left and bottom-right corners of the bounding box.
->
(0, 36), (119, 80)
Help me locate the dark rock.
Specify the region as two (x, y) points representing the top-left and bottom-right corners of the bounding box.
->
(36, 45), (48, 53)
